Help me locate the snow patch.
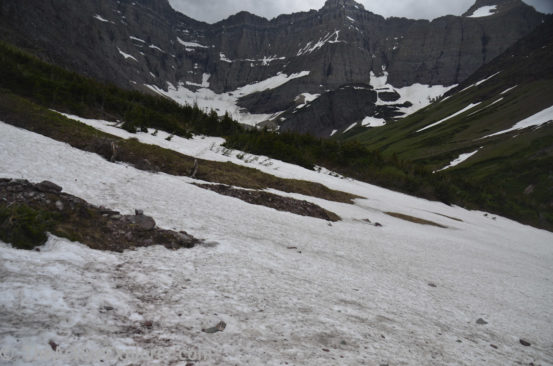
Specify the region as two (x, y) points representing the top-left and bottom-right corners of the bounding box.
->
(501, 85), (518, 95)
(343, 122), (358, 133)
(417, 103), (481, 132)
(2, 119), (553, 365)
(361, 116), (386, 127)
(146, 71), (309, 126)
(436, 150), (479, 172)
(220, 52), (232, 63)
(129, 36), (145, 43)
(467, 5), (497, 18)
(482, 104), (553, 138)
(370, 71), (457, 118)
(185, 73), (211, 88)
(177, 37), (208, 51)
(117, 48), (137, 62)
(297, 30), (343, 56)
(148, 44), (164, 52)
(93, 14), (110, 22)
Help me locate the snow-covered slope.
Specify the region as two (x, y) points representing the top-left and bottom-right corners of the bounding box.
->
(1, 121), (552, 365)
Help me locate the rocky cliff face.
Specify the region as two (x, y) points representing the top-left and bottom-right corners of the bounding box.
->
(0, 0), (547, 136)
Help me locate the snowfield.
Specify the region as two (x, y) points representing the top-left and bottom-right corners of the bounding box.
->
(1, 120), (553, 365)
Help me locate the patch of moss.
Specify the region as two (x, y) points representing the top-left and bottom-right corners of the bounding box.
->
(0, 204), (58, 250)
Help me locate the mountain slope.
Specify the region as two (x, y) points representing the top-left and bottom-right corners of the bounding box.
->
(347, 18), (553, 228)
(2, 110), (553, 364)
(0, 0), (547, 135)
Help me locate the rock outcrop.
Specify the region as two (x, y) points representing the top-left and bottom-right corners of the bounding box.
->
(0, 0), (547, 136)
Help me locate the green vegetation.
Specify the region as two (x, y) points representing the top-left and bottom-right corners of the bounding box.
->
(0, 41), (243, 138)
(0, 205), (58, 250)
(0, 38), (551, 231)
(0, 90), (357, 204)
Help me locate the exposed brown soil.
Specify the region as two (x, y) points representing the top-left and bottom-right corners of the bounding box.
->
(195, 183), (341, 222)
(0, 178), (200, 251)
(385, 212), (447, 228)
(0, 93), (359, 205)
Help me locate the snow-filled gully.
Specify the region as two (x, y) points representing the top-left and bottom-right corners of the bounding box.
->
(1, 120), (553, 365)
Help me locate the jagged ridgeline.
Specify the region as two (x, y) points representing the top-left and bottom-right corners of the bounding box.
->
(0, 0), (547, 136)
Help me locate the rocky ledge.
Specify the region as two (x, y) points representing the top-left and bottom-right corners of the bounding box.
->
(195, 183), (340, 222)
(0, 178), (200, 251)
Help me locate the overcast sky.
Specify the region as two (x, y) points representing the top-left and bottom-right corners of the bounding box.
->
(168, 0), (553, 24)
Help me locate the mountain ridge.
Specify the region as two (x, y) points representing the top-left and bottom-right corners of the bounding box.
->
(0, 0), (548, 136)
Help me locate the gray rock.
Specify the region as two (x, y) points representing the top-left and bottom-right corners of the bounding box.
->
(0, 0), (544, 136)
(127, 214), (156, 231)
(202, 320), (226, 333)
(476, 318), (488, 325)
(519, 339), (531, 346)
(36, 180), (62, 193)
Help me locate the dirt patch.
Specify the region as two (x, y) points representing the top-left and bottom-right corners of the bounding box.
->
(195, 184), (340, 222)
(385, 212), (447, 228)
(0, 178), (200, 251)
(432, 212), (463, 222)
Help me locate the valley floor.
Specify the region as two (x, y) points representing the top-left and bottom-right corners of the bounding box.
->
(1, 120), (552, 365)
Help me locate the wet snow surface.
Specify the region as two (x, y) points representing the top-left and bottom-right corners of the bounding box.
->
(467, 6), (498, 18)
(1, 120), (553, 365)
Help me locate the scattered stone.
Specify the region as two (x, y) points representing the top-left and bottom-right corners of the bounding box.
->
(104, 306), (114, 311)
(490, 344), (498, 349)
(374, 222), (383, 227)
(287, 246), (298, 250)
(36, 180), (62, 193)
(202, 321), (226, 333)
(428, 283), (437, 288)
(322, 348), (330, 352)
(125, 214), (156, 231)
(476, 318), (488, 325)
(142, 320), (153, 328)
(48, 340), (58, 351)
(456, 340), (462, 343)
(135, 209), (144, 216)
(519, 339), (531, 347)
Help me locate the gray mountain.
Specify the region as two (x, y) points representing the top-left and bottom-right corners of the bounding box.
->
(0, 0), (547, 136)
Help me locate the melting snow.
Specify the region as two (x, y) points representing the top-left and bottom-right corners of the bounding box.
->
(146, 72), (310, 126)
(117, 48), (137, 62)
(330, 129), (338, 136)
(467, 5), (498, 18)
(370, 71), (457, 118)
(436, 150), (479, 172)
(482, 104), (553, 138)
(361, 116), (386, 127)
(1, 120), (553, 365)
(417, 103), (481, 132)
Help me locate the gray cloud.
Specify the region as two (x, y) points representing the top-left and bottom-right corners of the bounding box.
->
(167, 0), (553, 24)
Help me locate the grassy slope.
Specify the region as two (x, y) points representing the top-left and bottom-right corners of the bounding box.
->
(0, 34), (551, 230)
(346, 20), (553, 229)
